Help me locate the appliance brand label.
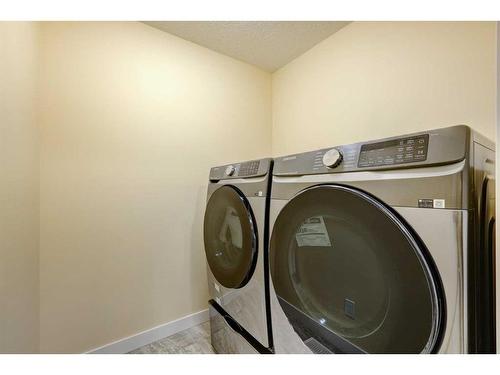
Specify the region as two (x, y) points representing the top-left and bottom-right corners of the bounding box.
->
(418, 198), (445, 208)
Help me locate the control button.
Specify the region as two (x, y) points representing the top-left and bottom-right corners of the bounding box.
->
(322, 148), (343, 168)
(225, 165), (235, 176)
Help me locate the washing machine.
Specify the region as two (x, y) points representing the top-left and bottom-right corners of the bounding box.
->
(203, 158), (273, 354)
(268, 125), (496, 354)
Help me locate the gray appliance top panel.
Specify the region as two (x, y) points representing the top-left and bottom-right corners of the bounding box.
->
(273, 125), (470, 177)
(210, 158), (272, 181)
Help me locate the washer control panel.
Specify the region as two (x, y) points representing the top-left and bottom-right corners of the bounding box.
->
(238, 160), (261, 177)
(358, 134), (429, 167)
(210, 159), (270, 181)
(322, 148), (343, 168)
(225, 165), (236, 176)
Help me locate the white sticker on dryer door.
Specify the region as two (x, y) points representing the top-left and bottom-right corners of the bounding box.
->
(295, 216), (332, 247)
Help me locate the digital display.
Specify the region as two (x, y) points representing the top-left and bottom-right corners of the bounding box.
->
(358, 134), (429, 168)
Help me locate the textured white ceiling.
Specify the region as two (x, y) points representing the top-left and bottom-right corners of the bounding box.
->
(143, 21), (350, 72)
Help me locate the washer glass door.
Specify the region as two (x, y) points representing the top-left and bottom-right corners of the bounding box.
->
(204, 185), (258, 289)
(270, 185), (444, 353)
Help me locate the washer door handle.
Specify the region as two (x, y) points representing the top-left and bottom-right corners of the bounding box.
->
(223, 314), (243, 334)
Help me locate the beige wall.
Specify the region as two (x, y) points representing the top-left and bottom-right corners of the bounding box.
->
(38, 22), (271, 353)
(1, 21), (496, 353)
(0, 22), (40, 353)
(272, 22), (496, 156)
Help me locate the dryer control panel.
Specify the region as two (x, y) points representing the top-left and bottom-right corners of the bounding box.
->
(358, 134), (429, 167)
(273, 125), (468, 176)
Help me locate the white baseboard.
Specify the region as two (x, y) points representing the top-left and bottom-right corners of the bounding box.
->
(86, 309), (209, 354)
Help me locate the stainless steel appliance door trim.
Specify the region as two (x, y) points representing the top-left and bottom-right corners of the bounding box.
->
(210, 196), (270, 348)
(268, 199), (464, 353)
(268, 186), (445, 353)
(209, 300), (260, 354)
(395, 207), (465, 353)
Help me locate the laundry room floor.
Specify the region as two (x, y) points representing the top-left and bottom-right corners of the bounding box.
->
(129, 322), (214, 354)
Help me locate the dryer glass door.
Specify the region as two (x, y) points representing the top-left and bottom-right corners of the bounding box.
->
(270, 185), (445, 353)
(204, 185), (258, 289)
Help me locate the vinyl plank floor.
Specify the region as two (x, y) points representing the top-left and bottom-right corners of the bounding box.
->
(128, 321), (214, 354)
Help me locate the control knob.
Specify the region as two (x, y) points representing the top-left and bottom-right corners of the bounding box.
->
(225, 165), (236, 176)
(322, 148), (343, 168)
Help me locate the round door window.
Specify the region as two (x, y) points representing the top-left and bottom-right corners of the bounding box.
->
(270, 184), (445, 353)
(204, 185), (258, 289)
